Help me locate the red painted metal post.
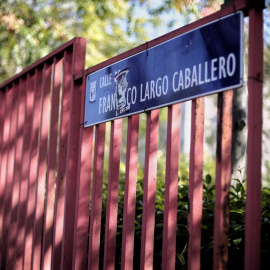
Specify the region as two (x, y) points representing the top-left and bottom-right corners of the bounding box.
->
(0, 91), (6, 227)
(121, 115), (139, 270)
(41, 57), (63, 269)
(12, 78), (27, 268)
(0, 88), (12, 263)
(62, 37), (86, 270)
(72, 70), (94, 270)
(0, 89), (4, 265)
(7, 79), (25, 269)
(213, 91), (233, 269)
(73, 124), (93, 270)
(188, 98), (205, 270)
(88, 123), (106, 270)
(103, 119), (122, 270)
(23, 67), (43, 270)
(16, 73), (35, 270)
(0, 90), (5, 263)
(33, 63), (52, 270)
(0, 91), (5, 168)
(162, 104), (181, 270)
(52, 50), (73, 269)
(6, 80), (22, 269)
(140, 109), (159, 270)
(1, 84), (16, 269)
(4, 82), (19, 268)
(245, 7), (263, 270)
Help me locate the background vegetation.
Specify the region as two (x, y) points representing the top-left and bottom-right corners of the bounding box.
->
(99, 152), (270, 269)
(0, 0), (223, 82)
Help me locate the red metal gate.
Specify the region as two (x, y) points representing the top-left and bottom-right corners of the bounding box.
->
(0, 1), (264, 269)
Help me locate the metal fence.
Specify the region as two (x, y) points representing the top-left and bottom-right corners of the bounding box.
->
(0, 1), (264, 269)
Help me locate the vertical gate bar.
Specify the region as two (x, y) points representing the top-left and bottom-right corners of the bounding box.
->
(0, 90), (6, 266)
(213, 91), (233, 269)
(0, 88), (4, 265)
(7, 79), (25, 269)
(0, 89), (6, 268)
(52, 50), (73, 269)
(0, 87), (12, 255)
(0, 84), (15, 268)
(0, 88), (5, 265)
(4, 82), (20, 269)
(245, 7), (263, 270)
(72, 68), (92, 270)
(41, 57), (63, 269)
(121, 114), (139, 270)
(16, 73), (35, 270)
(72, 70), (93, 270)
(23, 67), (43, 270)
(162, 104), (181, 270)
(0, 90), (6, 181)
(33, 63), (52, 270)
(88, 123), (106, 270)
(188, 98), (205, 270)
(140, 109), (159, 270)
(103, 119), (122, 270)
(73, 124), (94, 270)
(13, 78), (27, 267)
(62, 37), (86, 270)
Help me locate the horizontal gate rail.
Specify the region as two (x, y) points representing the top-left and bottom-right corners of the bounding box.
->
(0, 0), (265, 269)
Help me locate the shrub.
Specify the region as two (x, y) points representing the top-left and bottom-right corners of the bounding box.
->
(98, 161), (270, 269)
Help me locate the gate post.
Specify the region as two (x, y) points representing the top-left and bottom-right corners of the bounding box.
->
(245, 3), (264, 270)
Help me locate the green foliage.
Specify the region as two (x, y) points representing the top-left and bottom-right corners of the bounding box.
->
(0, 0), (72, 81)
(99, 157), (270, 269)
(0, 0), (228, 83)
(138, 0), (223, 23)
(0, 0), (163, 82)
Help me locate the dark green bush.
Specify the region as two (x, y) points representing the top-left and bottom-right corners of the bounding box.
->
(98, 163), (270, 269)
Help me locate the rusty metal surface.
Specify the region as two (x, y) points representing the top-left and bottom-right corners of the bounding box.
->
(103, 119), (122, 270)
(121, 115), (139, 270)
(188, 97), (205, 270)
(88, 123), (106, 270)
(140, 109), (159, 270)
(214, 90), (233, 269)
(162, 104), (181, 270)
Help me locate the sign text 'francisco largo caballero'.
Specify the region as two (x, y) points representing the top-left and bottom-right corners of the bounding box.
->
(84, 12), (243, 127)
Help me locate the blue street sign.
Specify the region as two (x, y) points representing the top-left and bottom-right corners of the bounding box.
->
(84, 12), (243, 127)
